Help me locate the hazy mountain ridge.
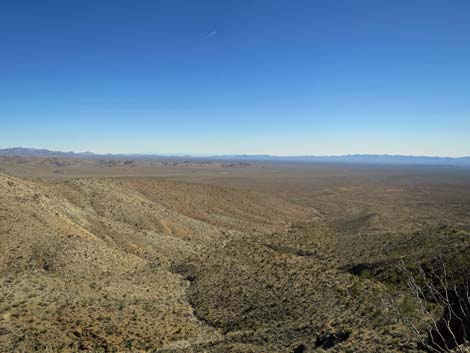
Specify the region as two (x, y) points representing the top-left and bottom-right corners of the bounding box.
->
(1, 147), (470, 166)
(218, 154), (470, 165)
(0, 147), (94, 158)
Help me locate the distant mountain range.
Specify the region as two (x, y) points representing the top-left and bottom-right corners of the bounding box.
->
(0, 147), (94, 158)
(1, 147), (470, 166)
(214, 154), (470, 166)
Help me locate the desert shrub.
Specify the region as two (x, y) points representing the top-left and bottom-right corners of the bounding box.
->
(392, 259), (470, 352)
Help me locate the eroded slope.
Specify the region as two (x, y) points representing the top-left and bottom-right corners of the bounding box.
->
(0, 173), (308, 352)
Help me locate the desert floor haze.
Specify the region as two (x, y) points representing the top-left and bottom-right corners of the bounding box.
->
(1, 157), (470, 352)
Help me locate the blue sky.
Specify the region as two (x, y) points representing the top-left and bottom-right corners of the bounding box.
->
(1, 0), (469, 156)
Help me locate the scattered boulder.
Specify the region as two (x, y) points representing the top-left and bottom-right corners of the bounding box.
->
(315, 330), (350, 349)
(293, 344), (306, 353)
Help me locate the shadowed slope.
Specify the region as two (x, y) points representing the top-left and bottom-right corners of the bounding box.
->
(0, 173), (310, 352)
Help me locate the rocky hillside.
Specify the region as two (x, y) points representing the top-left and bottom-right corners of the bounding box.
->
(0, 173), (310, 352)
(2, 170), (467, 352)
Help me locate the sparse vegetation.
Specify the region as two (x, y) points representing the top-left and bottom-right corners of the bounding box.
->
(1, 158), (470, 352)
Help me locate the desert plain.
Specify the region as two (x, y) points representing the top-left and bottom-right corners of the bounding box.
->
(1, 156), (470, 352)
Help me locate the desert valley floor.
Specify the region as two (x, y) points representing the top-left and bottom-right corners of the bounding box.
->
(1, 157), (470, 352)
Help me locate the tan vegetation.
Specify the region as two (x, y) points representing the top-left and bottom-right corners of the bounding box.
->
(1, 157), (470, 352)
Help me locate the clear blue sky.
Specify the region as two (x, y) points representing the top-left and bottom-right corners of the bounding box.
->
(1, 0), (469, 156)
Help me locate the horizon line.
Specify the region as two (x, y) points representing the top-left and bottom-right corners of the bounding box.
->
(1, 147), (469, 159)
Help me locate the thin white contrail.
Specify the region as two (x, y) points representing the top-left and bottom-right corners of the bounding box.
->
(205, 30), (217, 39)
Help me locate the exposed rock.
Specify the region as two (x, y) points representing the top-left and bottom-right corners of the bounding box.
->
(315, 330), (350, 349)
(293, 344), (306, 353)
